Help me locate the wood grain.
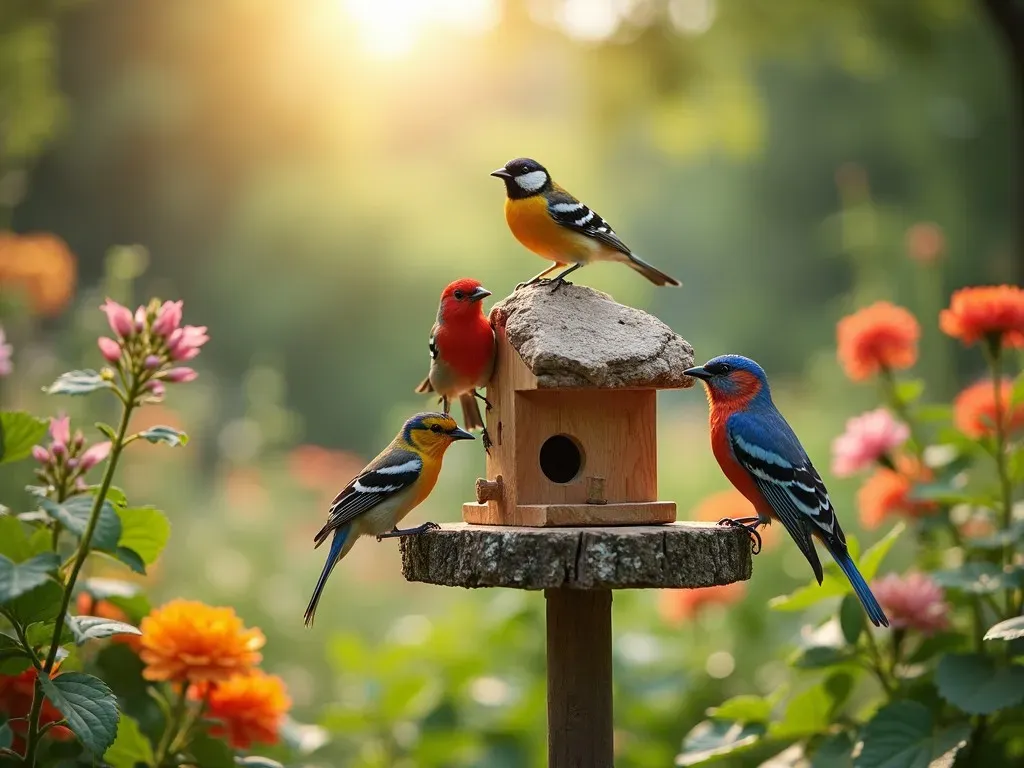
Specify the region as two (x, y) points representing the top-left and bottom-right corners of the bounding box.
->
(462, 501), (676, 527)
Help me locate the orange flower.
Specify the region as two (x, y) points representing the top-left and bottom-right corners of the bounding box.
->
(0, 669), (74, 751)
(689, 489), (778, 549)
(75, 592), (141, 651)
(905, 223), (945, 265)
(857, 457), (933, 529)
(191, 671), (291, 749)
(939, 285), (1024, 349)
(953, 378), (1024, 439)
(837, 302), (920, 381)
(139, 600), (264, 683)
(0, 232), (77, 316)
(659, 583), (746, 625)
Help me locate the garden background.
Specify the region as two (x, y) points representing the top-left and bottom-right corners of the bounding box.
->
(1, 1), (1022, 766)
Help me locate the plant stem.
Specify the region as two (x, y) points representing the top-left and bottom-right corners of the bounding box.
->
(154, 683), (190, 767)
(983, 341), (1015, 616)
(21, 383), (137, 767)
(863, 628), (894, 696)
(879, 366), (925, 457)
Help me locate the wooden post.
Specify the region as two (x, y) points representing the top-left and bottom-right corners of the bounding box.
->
(545, 588), (613, 768)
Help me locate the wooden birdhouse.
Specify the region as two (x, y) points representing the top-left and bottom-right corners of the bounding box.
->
(464, 283), (695, 527)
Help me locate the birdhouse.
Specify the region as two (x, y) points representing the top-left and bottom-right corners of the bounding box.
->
(464, 283), (695, 527)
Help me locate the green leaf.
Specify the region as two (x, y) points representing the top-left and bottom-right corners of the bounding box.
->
(859, 523), (903, 581)
(69, 616), (141, 644)
(1012, 373), (1024, 406)
(0, 411), (49, 464)
(88, 485), (128, 509)
(893, 380), (925, 406)
(915, 405), (952, 424)
(1009, 446), (1024, 485)
(906, 633), (965, 664)
(4, 580), (64, 626)
(38, 671), (119, 756)
(984, 616), (1024, 642)
(40, 496), (121, 552)
(0, 633), (31, 675)
(80, 578), (149, 622)
(103, 713), (154, 768)
(137, 426), (188, 448)
(115, 507), (170, 565)
(0, 515), (32, 562)
(840, 594), (864, 645)
(856, 703), (968, 767)
(906, 484), (982, 506)
(811, 731), (854, 768)
(94, 422), (117, 442)
(932, 563), (1023, 595)
(707, 695), (772, 724)
(771, 684), (832, 739)
(936, 653), (1024, 714)
(25, 620), (74, 649)
(44, 370), (112, 396)
(113, 547), (147, 574)
(790, 646), (855, 669)
(0, 553), (60, 603)
(676, 720), (766, 766)
(235, 758), (285, 768)
(187, 730), (234, 768)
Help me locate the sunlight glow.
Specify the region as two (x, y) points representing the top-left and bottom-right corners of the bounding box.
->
(342, 0), (498, 58)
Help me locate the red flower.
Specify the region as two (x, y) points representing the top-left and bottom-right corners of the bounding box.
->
(659, 583), (746, 625)
(857, 458), (933, 529)
(905, 223), (945, 265)
(191, 671), (291, 749)
(953, 378), (1024, 439)
(837, 302), (920, 381)
(872, 572), (950, 634)
(0, 669), (74, 752)
(939, 285), (1024, 349)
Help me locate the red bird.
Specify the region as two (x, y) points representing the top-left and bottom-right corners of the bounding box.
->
(416, 278), (496, 448)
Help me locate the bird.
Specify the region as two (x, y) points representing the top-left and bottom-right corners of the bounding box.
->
(684, 354), (889, 627)
(415, 278), (496, 449)
(490, 157), (681, 290)
(304, 412), (474, 626)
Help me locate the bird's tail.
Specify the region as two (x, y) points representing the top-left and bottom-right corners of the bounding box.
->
(304, 525), (352, 627)
(624, 254), (682, 287)
(459, 392), (485, 432)
(415, 376), (434, 394)
(832, 549), (889, 628)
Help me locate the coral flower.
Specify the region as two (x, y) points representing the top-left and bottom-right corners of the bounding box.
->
(191, 671), (291, 749)
(871, 572), (950, 634)
(905, 222), (945, 265)
(0, 669), (74, 750)
(857, 458), (933, 529)
(0, 232), (76, 316)
(659, 583), (746, 625)
(953, 378), (1024, 439)
(831, 408), (909, 477)
(689, 489), (778, 549)
(939, 285), (1024, 349)
(139, 600), (265, 683)
(837, 302), (920, 381)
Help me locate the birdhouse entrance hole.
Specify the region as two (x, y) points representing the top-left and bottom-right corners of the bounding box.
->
(539, 434), (583, 484)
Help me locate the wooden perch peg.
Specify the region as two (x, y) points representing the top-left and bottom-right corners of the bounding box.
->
(585, 476), (607, 505)
(475, 475), (503, 503)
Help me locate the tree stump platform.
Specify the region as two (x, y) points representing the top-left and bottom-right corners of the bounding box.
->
(401, 522), (753, 767)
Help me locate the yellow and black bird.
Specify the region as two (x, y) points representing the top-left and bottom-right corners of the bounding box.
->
(491, 157), (681, 289)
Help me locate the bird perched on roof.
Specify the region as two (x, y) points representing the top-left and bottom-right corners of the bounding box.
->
(684, 354), (889, 627)
(415, 278), (496, 449)
(304, 412), (474, 626)
(490, 157), (681, 290)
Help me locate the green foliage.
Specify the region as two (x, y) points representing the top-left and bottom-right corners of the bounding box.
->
(0, 553), (59, 603)
(40, 497), (121, 551)
(137, 427), (188, 448)
(103, 714), (154, 768)
(856, 701), (969, 768)
(0, 412), (48, 464)
(114, 507), (170, 566)
(42, 371), (112, 397)
(984, 616), (1024, 642)
(935, 654), (1024, 715)
(39, 672), (119, 756)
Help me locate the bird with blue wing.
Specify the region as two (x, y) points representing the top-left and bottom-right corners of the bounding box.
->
(304, 412), (474, 626)
(684, 354), (889, 627)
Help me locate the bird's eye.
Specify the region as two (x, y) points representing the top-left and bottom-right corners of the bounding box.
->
(430, 424), (443, 434)
(719, 363), (731, 373)
(453, 289), (464, 300)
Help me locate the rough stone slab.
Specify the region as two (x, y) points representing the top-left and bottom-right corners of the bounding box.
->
(490, 283), (695, 389)
(400, 522), (752, 590)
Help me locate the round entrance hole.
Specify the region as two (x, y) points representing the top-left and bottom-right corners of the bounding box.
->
(539, 434), (584, 484)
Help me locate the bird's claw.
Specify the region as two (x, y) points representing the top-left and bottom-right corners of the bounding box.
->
(718, 517), (763, 555)
(482, 428), (493, 454)
(549, 278), (572, 293)
(376, 521), (440, 541)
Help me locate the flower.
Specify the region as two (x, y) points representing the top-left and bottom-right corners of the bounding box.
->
(164, 367), (197, 383)
(167, 325), (209, 361)
(152, 300), (183, 337)
(191, 671), (291, 749)
(0, 232), (76, 316)
(0, 325), (12, 376)
(857, 458), (933, 529)
(905, 222), (945, 265)
(659, 583), (746, 624)
(97, 336), (122, 363)
(79, 441), (112, 471)
(689, 489), (779, 549)
(49, 415), (71, 448)
(139, 599), (265, 682)
(831, 408), (909, 477)
(871, 572), (950, 634)
(0, 668), (74, 750)
(101, 298), (135, 338)
(837, 302), (920, 381)
(940, 285), (1024, 349)
(953, 378), (1024, 438)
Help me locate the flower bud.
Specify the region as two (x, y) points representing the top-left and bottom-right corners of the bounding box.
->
(32, 445), (50, 464)
(79, 441), (112, 471)
(164, 367), (198, 383)
(51, 442), (66, 458)
(152, 300), (183, 338)
(73, 431), (85, 450)
(98, 337), (122, 364)
(67, 458), (79, 470)
(146, 380), (166, 398)
(144, 355), (162, 370)
(101, 299), (134, 338)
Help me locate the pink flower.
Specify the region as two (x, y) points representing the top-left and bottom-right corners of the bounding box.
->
(152, 300), (183, 337)
(97, 337), (122, 363)
(101, 299), (134, 338)
(134, 306), (147, 332)
(144, 355), (161, 370)
(831, 408), (909, 478)
(872, 572), (950, 634)
(50, 415), (71, 448)
(145, 380), (166, 398)
(168, 325), (209, 361)
(78, 442), (112, 471)
(0, 326), (12, 377)
(32, 446), (50, 464)
(164, 367), (197, 383)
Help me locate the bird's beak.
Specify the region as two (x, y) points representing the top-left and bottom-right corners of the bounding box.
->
(490, 168), (512, 179)
(449, 428), (476, 441)
(469, 286), (492, 302)
(683, 366), (711, 382)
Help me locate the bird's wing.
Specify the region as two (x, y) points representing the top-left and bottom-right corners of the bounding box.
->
(726, 410), (847, 583)
(428, 323), (439, 361)
(314, 448), (423, 546)
(546, 185), (632, 257)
